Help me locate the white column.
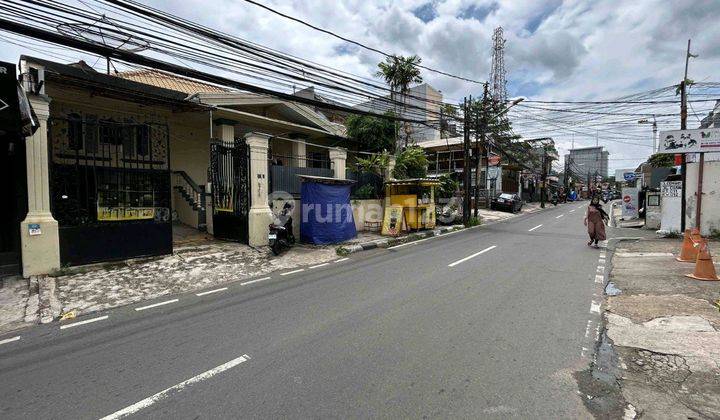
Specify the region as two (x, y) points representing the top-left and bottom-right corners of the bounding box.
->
(21, 95), (60, 277)
(245, 132), (272, 247)
(292, 141), (307, 168)
(215, 122), (235, 141)
(329, 147), (347, 179)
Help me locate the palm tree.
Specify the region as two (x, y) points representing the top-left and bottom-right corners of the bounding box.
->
(376, 55), (423, 150)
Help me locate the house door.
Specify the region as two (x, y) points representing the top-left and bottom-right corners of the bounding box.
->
(210, 139), (249, 243)
(0, 138), (27, 276)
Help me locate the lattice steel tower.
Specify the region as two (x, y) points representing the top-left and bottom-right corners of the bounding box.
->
(489, 26), (507, 103)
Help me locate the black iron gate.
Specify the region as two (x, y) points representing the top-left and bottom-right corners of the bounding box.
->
(49, 115), (172, 266)
(210, 139), (249, 242)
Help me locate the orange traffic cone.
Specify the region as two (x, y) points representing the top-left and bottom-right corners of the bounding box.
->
(677, 228), (702, 262)
(686, 240), (719, 281)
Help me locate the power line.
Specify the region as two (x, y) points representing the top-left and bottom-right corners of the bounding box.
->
(238, 0), (484, 85)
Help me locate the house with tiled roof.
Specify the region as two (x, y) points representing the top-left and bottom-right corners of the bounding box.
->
(9, 55), (359, 277)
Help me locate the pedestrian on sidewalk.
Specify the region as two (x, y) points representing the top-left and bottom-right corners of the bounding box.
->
(584, 195), (608, 248)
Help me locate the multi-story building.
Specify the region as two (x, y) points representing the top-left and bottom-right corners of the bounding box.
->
(354, 83), (442, 144)
(564, 146), (609, 180)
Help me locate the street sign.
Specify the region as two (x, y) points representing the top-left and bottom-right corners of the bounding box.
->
(658, 128), (720, 154)
(623, 172), (636, 182)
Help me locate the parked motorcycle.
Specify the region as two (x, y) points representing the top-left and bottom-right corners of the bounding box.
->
(550, 192), (558, 206)
(269, 201), (295, 255)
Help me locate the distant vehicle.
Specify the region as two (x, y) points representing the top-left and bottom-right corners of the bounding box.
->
(491, 193), (523, 213)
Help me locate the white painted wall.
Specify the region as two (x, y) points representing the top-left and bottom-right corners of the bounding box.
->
(685, 160), (720, 235)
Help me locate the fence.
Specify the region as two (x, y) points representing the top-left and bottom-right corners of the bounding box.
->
(269, 153), (334, 196)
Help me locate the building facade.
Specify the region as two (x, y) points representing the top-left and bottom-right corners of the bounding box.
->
(564, 146), (609, 180)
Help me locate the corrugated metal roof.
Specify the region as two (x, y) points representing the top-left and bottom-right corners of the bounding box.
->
(117, 69), (230, 95)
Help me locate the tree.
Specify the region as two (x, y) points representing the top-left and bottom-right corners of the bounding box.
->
(647, 153), (675, 167)
(467, 96), (524, 166)
(392, 146), (429, 179)
(437, 173), (459, 199)
(345, 112), (397, 153)
(376, 54), (423, 150)
(355, 151), (390, 176)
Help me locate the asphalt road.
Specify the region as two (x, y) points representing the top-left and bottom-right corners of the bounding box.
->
(0, 201), (614, 419)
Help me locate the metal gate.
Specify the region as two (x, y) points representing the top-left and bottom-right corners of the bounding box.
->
(49, 115), (172, 266)
(210, 139), (249, 242)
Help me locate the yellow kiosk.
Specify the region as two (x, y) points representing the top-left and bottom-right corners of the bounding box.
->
(382, 179), (439, 235)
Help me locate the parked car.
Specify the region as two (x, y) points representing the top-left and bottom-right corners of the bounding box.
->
(491, 193), (523, 213)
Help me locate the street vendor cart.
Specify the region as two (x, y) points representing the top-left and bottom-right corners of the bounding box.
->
(382, 179), (439, 235)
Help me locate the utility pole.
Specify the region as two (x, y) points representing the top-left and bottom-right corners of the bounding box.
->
(462, 96), (471, 225)
(680, 39), (691, 231)
(474, 83), (489, 217)
(540, 149), (547, 208)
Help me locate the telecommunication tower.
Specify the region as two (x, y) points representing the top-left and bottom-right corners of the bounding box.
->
(489, 26), (507, 103)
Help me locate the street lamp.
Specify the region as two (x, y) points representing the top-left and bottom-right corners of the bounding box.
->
(638, 115), (657, 153)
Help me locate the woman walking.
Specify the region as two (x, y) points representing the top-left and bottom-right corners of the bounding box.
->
(584, 195), (609, 247)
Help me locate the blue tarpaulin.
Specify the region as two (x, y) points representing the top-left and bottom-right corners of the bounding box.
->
(300, 180), (356, 244)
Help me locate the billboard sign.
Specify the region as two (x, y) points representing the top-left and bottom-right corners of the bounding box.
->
(615, 168), (635, 182)
(658, 128), (720, 154)
(623, 172), (636, 182)
(621, 187), (639, 220)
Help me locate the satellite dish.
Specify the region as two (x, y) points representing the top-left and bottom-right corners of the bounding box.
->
(57, 16), (150, 74)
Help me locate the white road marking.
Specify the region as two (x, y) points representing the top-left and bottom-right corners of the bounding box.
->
(309, 263), (330, 269)
(528, 224), (543, 232)
(448, 245), (497, 268)
(569, 209), (576, 213)
(595, 275), (604, 284)
(99, 354), (251, 420)
(334, 258), (349, 263)
(555, 214), (565, 219)
(597, 266), (605, 273)
(135, 299), (179, 312)
(280, 268), (304, 276)
(590, 301), (601, 314)
(240, 276), (271, 286)
(0, 336), (21, 346)
(195, 287), (228, 297)
(60, 315), (109, 330)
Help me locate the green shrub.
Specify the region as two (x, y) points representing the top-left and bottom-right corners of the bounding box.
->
(392, 146), (429, 179)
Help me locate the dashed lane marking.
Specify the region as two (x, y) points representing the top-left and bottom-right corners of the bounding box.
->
(195, 288), (228, 297)
(528, 224), (543, 232)
(280, 269), (305, 276)
(595, 274), (604, 284)
(239, 276), (271, 286)
(569, 209), (576, 213)
(597, 266), (605, 273)
(135, 299), (179, 312)
(334, 258), (349, 263)
(60, 315), (109, 330)
(0, 336), (21, 346)
(99, 354), (251, 420)
(448, 245), (497, 268)
(555, 214), (565, 219)
(309, 263), (330, 269)
(590, 301), (601, 314)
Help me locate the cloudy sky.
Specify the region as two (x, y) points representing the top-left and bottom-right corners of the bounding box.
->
(2, 0), (720, 171)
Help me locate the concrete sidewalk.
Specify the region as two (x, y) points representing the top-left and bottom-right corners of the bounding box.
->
(601, 238), (720, 418)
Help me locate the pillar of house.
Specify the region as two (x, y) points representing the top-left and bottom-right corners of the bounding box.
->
(20, 95), (61, 277)
(214, 119), (235, 141)
(329, 147), (347, 179)
(292, 141), (307, 168)
(245, 132), (273, 247)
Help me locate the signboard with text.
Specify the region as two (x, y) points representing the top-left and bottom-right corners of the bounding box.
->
(658, 128), (720, 154)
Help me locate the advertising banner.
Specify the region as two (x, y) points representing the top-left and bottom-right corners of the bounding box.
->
(621, 187), (639, 220)
(658, 128), (720, 154)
